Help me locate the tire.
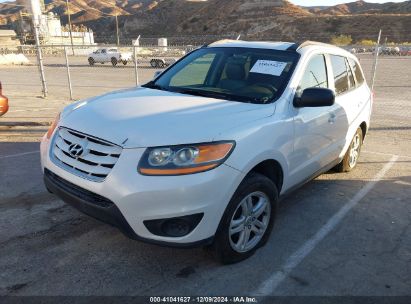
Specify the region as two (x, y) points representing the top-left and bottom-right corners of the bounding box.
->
(122, 60), (128, 65)
(88, 57), (95, 66)
(212, 173), (279, 264)
(335, 127), (363, 173)
(158, 59), (165, 68)
(111, 57), (118, 67)
(150, 59), (157, 68)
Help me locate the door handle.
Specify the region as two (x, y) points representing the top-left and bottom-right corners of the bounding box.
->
(328, 113), (336, 124)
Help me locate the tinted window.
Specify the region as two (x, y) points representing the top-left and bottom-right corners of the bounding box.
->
(346, 58), (356, 89)
(299, 55), (328, 91)
(348, 58), (365, 85)
(330, 55), (349, 95)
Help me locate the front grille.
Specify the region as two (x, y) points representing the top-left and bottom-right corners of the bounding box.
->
(45, 169), (114, 208)
(51, 127), (122, 182)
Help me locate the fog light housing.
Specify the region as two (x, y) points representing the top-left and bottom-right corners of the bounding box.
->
(144, 213), (204, 238)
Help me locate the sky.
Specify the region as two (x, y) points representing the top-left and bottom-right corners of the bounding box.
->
(0, 0), (409, 5)
(289, 0), (408, 6)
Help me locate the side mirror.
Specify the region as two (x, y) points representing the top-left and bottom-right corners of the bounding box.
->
(153, 70), (162, 79)
(294, 88), (335, 108)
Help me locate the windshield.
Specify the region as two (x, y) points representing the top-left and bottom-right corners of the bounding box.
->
(143, 47), (300, 104)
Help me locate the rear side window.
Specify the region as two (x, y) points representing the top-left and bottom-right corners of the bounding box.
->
(346, 58), (356, 89)
(330, 55), (349, 95)
(299, 54), (328, 91)
(348, 58), (365, 85)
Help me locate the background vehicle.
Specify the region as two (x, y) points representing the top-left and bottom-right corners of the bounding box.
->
(400, 47), (411, 56)
(88, 48), (133, 66)
(0, 82), (9, 117)
(149, 57), (177, 68)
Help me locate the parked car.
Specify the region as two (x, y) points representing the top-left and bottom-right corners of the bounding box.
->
(0, 82), (9, 117)
(41, 40), (372, 263)
(88, 48), (133, 66)
(149, 57), (177, 68)
(400, 47), (411, 56)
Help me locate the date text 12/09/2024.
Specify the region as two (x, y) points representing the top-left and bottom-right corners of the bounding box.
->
(149, 297), (258, 303)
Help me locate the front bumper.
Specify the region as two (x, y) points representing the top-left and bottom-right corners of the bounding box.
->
(41, 135), (244, 246)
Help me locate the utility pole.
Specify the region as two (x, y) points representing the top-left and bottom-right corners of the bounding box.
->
(115, 14), (120, 46)
(65, 0), (75, 55)
(34, 24), (48, 98)
(371, 29), (382, 91)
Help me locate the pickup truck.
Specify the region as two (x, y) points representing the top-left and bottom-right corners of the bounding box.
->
(88, 48), (133, 66)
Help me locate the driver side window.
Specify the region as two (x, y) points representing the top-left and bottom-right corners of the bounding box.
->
(299, 55), (328, 91)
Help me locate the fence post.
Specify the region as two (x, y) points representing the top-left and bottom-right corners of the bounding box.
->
(64, 46), (74, 100)
(34, 25), (48, 98)
(371, 29), (382, 91)
(133, 45), (139, 86)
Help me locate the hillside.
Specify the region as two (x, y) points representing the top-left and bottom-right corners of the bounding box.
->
(306, 0), (411, 15)
(1, 0), (411, 42)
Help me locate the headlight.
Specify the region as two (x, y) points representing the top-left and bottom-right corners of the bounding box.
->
(138, 141), (235, 176)
(46, 113), (60, 139)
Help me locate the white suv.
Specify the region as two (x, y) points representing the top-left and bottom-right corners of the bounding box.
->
(41, 40), (372, 264)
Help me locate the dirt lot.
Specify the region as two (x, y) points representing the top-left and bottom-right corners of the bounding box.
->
(0, 54), (410, 297)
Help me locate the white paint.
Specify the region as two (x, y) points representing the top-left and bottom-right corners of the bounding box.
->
(254, 155), (399, 296)
(363, 150), (411, 160)
(250, 60), (287, 76)
(0, 151), (39, 159)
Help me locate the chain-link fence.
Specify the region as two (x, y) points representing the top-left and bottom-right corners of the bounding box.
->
(1, 41), (410, 142)
(2, 42), (411, 100)
(0, 43), (199, 101)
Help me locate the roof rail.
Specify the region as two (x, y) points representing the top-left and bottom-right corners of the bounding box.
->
(287, 41), (338, 51)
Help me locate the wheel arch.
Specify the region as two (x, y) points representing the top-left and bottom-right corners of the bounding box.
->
(246, 159), (284, 194)
(360, 121), (367, 140)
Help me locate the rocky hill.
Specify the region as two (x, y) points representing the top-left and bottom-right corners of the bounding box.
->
(306, 0), (411, 15)
(1, 0), (411, 43)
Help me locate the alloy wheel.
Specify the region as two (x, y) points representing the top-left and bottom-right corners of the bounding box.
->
(229, 191), (271, 253)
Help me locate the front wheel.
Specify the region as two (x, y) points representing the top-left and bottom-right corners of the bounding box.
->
(212, 173), (278, 264)
(88, 57), (95, 66)
(122, 60), (128, 65)
(335, 127), (363, 172)
(111, 57), (118, 66)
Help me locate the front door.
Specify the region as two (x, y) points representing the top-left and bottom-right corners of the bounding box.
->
(289, 54), (337, 185)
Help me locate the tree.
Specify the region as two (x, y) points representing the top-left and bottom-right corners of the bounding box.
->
(331, 34), (353, 46)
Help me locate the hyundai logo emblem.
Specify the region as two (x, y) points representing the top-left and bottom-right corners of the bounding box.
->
(68, 143), (84, 158)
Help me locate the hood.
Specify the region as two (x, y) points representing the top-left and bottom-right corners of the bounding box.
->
(61, 87), (275, 148)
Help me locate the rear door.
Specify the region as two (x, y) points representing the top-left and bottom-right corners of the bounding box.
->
(327, 55), (369, 157)
(100, 49), (108, 62)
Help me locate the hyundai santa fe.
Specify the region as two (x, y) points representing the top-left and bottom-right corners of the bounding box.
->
(41, 40), (372, 264)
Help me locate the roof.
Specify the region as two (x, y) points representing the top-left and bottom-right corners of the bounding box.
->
(0, 30), (17, 37)
(208, 39), (346, 54)
(209, 40), (295, 51)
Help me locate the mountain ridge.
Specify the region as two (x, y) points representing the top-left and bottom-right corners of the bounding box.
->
(1, 0), (411, 43)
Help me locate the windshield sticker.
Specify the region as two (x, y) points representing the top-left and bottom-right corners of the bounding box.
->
(250, 60), (287, 76)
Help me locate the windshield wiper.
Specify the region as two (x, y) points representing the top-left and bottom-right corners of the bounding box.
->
(143, 84), (270, 104)
(170, 87), (263, 103)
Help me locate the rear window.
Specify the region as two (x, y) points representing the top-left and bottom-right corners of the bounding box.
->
(348, 58), (365, 85)
(330, 55), (349, 95)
